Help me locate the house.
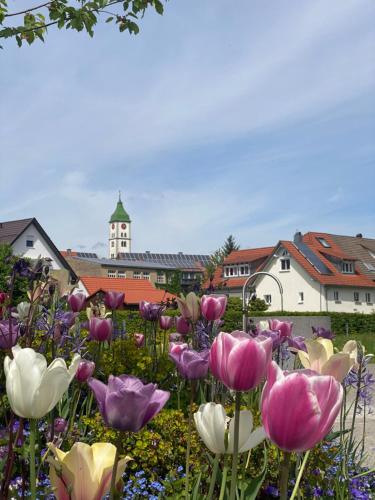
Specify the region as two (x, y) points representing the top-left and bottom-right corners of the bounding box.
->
(62, 250), (210, 292)
(0, 218), (77, 285)
(75, 276), (175, 308)
(253, 232), (375, 313)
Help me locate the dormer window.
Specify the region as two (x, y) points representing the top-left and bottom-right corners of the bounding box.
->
(342, 261), (354, 274)
(317, 237), (330, 248)
(224, 265), (238, 277)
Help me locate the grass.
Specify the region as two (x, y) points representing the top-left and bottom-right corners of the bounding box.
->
(334, 333), (375, 361)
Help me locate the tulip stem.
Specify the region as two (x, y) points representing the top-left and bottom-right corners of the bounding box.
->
(290, 450), (310, 500)
(279, 451), (291, 500)
(229, 391), (241, 500)
(109, 437), (121, 500)
(29, 419), (37, 500)
(185, 381), (195, 498)
(207, 453), (220, 499)
(219, 458), (229, 500)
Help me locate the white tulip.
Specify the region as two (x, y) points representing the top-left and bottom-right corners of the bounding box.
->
(194, 402), (265, 454)
(4, 345), (81, 419)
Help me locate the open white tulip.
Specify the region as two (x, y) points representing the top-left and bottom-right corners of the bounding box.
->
(4, 345), (81, 419)
(194, 402), (265, 454)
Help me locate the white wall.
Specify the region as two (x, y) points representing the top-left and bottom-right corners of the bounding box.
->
(326, 287), (375, 313)
(12, 222), (63, 270)
(108, 221), (131, 258)
(255, 254), (324, 312)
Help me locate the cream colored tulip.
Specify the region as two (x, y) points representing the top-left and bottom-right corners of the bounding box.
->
(48, 442), (131, 500)
(176, 292), (200, 322)
(194, 402), (265, 454)
(298, 338), (357, 382)
(4, 346), (80, 419)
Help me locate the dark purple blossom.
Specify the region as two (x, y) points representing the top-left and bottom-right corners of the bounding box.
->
(312, 326), (335, 339)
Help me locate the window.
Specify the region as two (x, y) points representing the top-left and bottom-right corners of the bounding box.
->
(354, 292), (360, 302)
(224, 266), (238, 277)
(133, 272), (141, 279)
(239, 265), (249, 276)
(280, 259), (290, 271)
(111, 233), (115, 238)
(298, 292), (304, 303)
(142, 272), (150, 280)
(157, 272), (165, 284)
(264, 294), (272, 305)
(121, 241), (127, 247)
(365, 293), (371, 303)
(342, 261), (354, 274)
(364, 262), (375, 271)
(107, 270), (116, 278)
(118, 271), (126, 278)
(111, 253), (115, 258)
(26, 240), (34, 248)
(317, 237), (331, 248)
(333, 291), (339, 301)
(124, 233), (127, 237)
(111, 241), (114, 247)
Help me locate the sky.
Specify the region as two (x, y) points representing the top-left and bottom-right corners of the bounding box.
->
(0, 0), (374, 256)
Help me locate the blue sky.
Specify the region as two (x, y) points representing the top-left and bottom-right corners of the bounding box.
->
(0, 0), (374, 256)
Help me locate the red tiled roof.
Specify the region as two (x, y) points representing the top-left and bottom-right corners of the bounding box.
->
(303, 232), (354, 260)
(61, 250), (78, 257)
(80, 276), (175, 304)
(281, 241), (375, 288)
(224, 247), (274, 264)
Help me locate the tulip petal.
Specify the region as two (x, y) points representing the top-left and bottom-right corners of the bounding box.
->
(228, 410), (254, 453)
(88, 378), (109, 422)
(239, 426), (266, 453)
(321, 353), (352, 382)
(141, 389), (170, 427)
(194, 403), (226, 454)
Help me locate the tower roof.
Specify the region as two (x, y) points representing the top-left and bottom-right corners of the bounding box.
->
(109, 194), (131, 223)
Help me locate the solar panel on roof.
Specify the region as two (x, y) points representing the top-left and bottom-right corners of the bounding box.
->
(293, 242), (332, 274)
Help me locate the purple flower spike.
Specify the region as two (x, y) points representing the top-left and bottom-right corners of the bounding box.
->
(169, 348), (209, 380)
(88, 375), (170, 432)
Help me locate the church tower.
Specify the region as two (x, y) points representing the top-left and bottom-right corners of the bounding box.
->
(109, 192), (131, 258)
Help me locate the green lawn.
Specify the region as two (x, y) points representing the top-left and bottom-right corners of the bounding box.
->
(334, 333), (375, 360)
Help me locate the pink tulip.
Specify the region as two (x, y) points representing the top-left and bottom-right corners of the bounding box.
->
(104, 291), (124, 310)
(76, 360), (95, 382)
(176, 316), (191, 335)
(209, 331), (272, 391)
(268, 319), (293, 340)
(261, 361), (343, 452)
(89, 318), (113, 342)
(169, 342), (189, 355)
(200, 295), (227, 321)
(67, 293), (86, 312)
(134, 333), (145, 348)
(159, 315), (175, 331)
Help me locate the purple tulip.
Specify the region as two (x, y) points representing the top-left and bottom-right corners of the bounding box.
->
(287, 335), (307, 352)
(312, 326), (335, 340)
(134, 333), (145, 348)
(255, 329), (283, 351)
(268, 319), (293, 340)
(200, 295), (227, 321)
(76, 360), (95, 382)
(169, 348), (209, 380)
(88, 375), (170, 432)
(209, 331), (273, 391)
(176, 316), (191, 335)
(139, 300), (163, 321)
(0, 320), (20, 350)
(89, 318), (113, 342)
(159, 315), (175, 330)
(54, 417), (68, 434)
(104, 291), (124, 310)
(67, 293), (86, 312)
(261, 361), (343, 452)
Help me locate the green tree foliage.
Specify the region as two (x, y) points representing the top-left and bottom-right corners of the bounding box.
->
(0, 0), (167, 47)
(0, 244), (29, 302)
(221, 234), (240, 257)
(248, 297), (268, 312)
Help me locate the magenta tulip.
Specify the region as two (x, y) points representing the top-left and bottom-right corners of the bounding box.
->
(176, 316), (191, 335)
(89, 318), (113, 342)
(76, 360), (95, 382)
(104, 291), (124, 310)
(169, 348), (210, 380)
(200, 295), (227, 321)
(159, 315), (175, 330)
(261, 361), (343, 452)
(268, 319), (293, 340)
(134, 333), (145, 348)
(67, 293), (86, 312)
(209, 331), (272, 391)
(169, 342), (189, 355)
(0, 292), (7, 304)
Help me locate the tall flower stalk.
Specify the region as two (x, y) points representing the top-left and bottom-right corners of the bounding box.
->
(29, 419), (37, 500)
(229, 392), (241, 500)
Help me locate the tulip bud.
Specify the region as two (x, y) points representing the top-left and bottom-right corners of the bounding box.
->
(67, 293), (86, 313)
(54, 417), (68, 434)
(104, 291), (124, 310)
(76, 360), (95, 383)
(200, 295), (227, 321)
(89, 318), (113, 342)
(159, 315), (175, 331)
(134, 333), (145, 348)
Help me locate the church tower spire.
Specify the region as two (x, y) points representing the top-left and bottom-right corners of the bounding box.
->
(108, 192), (132, 258)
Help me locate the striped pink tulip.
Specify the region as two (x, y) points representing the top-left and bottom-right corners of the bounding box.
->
(159, 316), (175, 331)
(200, 295), (227, 321)
(261, 361), (343, 452)
(209, 331), (272, 391)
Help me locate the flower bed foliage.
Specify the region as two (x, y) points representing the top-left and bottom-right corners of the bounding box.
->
(0, 255), (374, 499)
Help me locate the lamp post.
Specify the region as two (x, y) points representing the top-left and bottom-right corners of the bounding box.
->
(242, 271), (284, 331)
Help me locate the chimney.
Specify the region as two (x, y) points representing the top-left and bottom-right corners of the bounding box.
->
(67, 248), (71, 255)
(356, 233), (363, 238)
(294, 231), (302, 244)
(145, 251), (151, 254)
(178, 251), (183, 255)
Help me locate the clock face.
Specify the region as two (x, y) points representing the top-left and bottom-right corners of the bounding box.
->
(121, 223), (127, 229)
(112, 224), (115, 229)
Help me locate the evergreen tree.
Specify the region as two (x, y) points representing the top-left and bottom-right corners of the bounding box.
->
(221, 235), (240, 257)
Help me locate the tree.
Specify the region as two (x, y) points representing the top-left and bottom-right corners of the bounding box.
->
(0, 0), (167, 47)
(248, 297), (268, 312)
(0, 244), (29, 302)
(221, 234), (240, 257)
